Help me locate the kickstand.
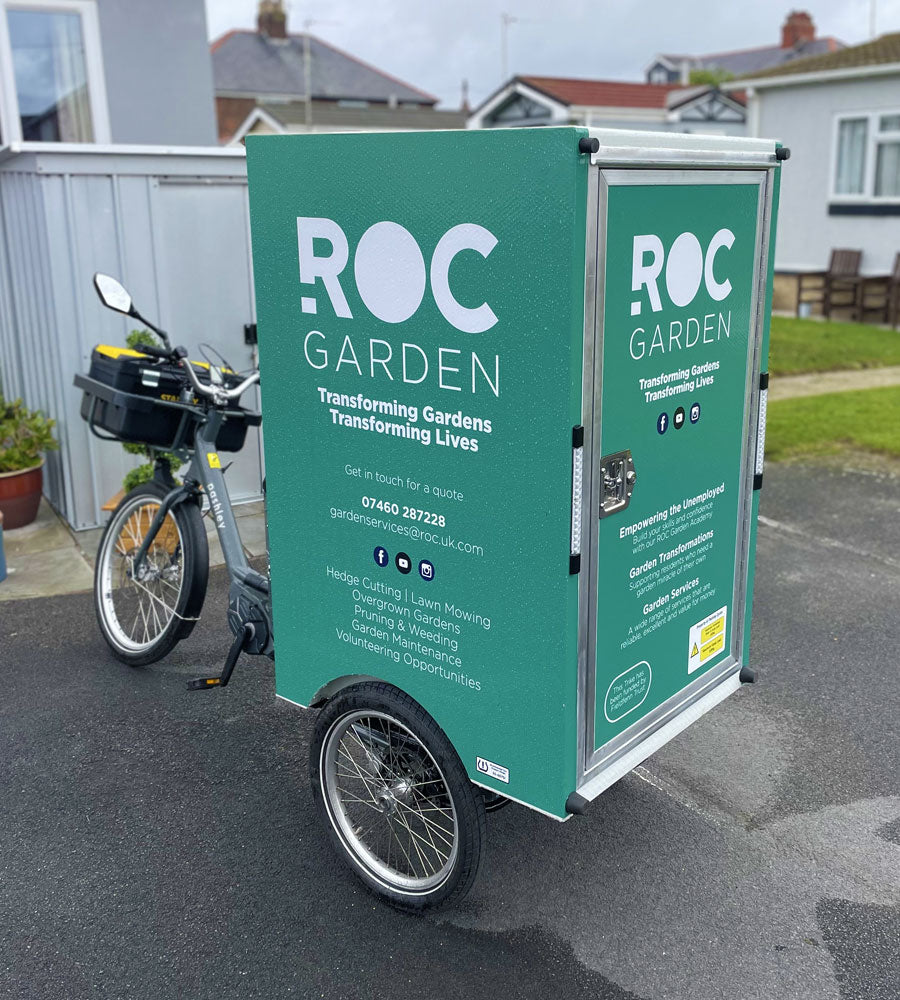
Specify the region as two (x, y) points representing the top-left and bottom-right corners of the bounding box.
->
(187, 623), (255, 690)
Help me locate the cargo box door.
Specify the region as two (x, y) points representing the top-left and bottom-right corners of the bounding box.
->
(583, 168), (768, 777)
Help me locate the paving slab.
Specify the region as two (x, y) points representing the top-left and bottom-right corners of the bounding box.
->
(771, 365), (900, 401)
(0, 501), (93, 601)
(2, 500), (72, 558)
(0, 542), (93, 600)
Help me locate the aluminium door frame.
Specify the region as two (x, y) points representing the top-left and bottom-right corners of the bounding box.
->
(574, 157), (777, 797)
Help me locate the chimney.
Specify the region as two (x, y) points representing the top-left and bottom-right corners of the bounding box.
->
(258, 0), (287, 39)
(781, 11), (815, 48)
(461, 79), (470, 114)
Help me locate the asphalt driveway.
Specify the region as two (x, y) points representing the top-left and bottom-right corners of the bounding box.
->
(1, 463), (898, 999)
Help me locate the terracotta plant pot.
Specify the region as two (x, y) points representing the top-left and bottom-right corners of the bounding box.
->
(0, 461), (43, 530)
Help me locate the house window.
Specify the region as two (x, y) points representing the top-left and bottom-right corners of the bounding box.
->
(875, 114), (900, 197)
(834, 118), (867, 194)
(833, 110), (900, 201)
(0, 0), (109, 144)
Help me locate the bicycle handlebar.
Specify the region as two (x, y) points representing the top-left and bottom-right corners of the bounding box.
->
(134, 342), (171, 361)
(178, 351), (260, 404)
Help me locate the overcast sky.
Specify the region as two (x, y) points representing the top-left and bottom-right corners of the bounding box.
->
(204, 0), (900, 108)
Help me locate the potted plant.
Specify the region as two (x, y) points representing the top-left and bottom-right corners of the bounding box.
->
(0, 395), (58, 529)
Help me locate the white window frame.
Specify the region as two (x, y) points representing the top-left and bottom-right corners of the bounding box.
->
(0, 0), (110, 145)
(831, 108), (900, 204)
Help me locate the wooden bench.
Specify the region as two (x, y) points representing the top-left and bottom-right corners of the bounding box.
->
(858, 252), (900, 329)
(795, 249), (863, 320)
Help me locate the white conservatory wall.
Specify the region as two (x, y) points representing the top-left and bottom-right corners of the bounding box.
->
(754, 74), (900, 274)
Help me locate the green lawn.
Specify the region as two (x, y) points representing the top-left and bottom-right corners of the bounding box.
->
(768, 316), (900, 375)
(765, 386), (900, 462)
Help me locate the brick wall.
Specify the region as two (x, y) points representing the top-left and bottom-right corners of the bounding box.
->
(215, 97), (256, 143)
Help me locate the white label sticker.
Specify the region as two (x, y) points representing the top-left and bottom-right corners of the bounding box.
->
(476, 756), (509, 784)
(688, 605), (727, 673)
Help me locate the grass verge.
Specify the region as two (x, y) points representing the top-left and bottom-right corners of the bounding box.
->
(769, 316), (900, 375)
(765, 386), (900, 462)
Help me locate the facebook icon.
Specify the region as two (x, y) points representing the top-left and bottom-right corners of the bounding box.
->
(373, 546), (389, 568)
(657, 412), (669, 435)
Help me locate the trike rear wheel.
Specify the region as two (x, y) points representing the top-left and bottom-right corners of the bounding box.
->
(310, 682), (485, 910)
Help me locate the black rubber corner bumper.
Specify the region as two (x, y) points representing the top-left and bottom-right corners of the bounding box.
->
(565, 791), (589, 816)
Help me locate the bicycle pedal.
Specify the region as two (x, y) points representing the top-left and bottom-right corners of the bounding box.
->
(185, 622), (255, 691)
(187, 676), (223, 690)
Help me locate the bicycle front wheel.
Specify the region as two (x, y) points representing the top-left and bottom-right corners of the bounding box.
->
(93, 481), (208, 666)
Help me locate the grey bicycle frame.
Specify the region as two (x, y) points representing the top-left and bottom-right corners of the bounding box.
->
(193, 410), (268, 592)
(131, 406), (271, 632)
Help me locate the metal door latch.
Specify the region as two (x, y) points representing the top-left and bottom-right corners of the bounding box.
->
(598, 450), (636, 518)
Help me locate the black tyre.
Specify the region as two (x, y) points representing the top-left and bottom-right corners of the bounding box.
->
(310, 682), (486, 911)
(93, 480), (209, 666)
(481, 790), (511, 812)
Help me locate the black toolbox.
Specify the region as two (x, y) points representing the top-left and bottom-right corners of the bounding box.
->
(76, 345), (260, 451)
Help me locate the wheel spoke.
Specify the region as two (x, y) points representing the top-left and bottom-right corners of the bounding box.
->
(138, 592), (150, 643)
(128, 574), (178, 616)
(409, 785), (454, 817)
(337, 741), (377, 777)
(336, 788), (383, 813)
(129, 605), (141, 641)
(99, 497), (188, 654)
(391, 806), (430, 877)
(335, 754), (380, 799)
(148, 584), (163, 635)
(394, 807), (446, 868)
(323, 710), (459, 892)
(402, 802), (441, 863)
(396, 799), (454, 849)
(385, 814), (418, 876)
(347, 723), (384, 772)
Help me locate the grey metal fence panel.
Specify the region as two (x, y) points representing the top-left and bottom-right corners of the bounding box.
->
(0, 145), (257, 530)
(44, 171), (135, 526)
(153, 179), (263, 502)
(0, 175), (24, 401)
(0, 171), (67, 510)
(0, 177), (20, 404)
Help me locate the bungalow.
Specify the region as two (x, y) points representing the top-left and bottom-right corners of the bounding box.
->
(646, 10), (843, 85)
(467, 75), (746, 135)
(212, 1), (465, 143)
(723, 32), (900, 308)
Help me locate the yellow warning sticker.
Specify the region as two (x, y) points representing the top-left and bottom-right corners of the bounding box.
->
(701, 617), (724, 643)
(700, 633), (725, 660)
(688, 605), (727, 674)
(207, 452), (221, 469)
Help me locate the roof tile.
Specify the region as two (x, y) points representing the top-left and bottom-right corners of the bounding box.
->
(659, 38), (844, 78)
(259, 102), (466, 129)
(212, 31), (435, 104)
(519, 75), (682, 108)
(738, 31), (900, 81)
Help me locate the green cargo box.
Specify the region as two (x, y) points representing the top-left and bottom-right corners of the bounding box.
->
(247, 126), (782, 823)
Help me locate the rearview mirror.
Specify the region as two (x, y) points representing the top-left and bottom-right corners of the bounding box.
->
(93, 273), (134, 316)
